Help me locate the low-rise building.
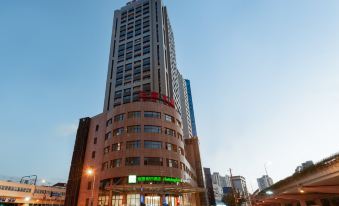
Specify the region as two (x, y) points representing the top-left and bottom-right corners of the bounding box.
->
(0, 179), (65, 205)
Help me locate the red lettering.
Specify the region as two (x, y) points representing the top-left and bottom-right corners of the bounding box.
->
(151, 92), (159, 102)
(169, 98), (175, 108)
(139, 91), (147, 100)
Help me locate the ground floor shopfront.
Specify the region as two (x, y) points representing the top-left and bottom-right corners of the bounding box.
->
(95, 184), (205, 206)
(98, 193), (199, 206)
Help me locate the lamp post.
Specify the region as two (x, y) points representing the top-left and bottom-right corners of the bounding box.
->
(86, 168), (96, 206)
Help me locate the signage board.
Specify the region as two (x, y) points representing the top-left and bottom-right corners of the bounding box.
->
(128, 175), (137, 184)
(129, 176), (181, 184)
(139, 91), (175, 108)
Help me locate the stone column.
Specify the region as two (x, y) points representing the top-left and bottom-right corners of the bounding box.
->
(108, 190), (112, 206)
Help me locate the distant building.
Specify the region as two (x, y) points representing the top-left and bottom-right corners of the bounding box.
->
(212, 184), (223, 202)
(295, 160), (314, 173)
(212, 172), (221, 186)
(257, 175), (273, 191)
(0, 179), (65, 205)
(204, 168), (216, 206)
(231, 176), (250, 206)
(212, 173), (231, 188)
(220, 175), (232, 188)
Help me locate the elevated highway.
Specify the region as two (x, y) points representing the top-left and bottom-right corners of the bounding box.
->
(253, 153), (339, 206)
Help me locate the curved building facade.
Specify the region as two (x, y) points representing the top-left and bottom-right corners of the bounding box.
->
(65, 0), (206, 205)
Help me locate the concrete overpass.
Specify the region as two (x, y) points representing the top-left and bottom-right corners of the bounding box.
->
(252, 152), (339, 206)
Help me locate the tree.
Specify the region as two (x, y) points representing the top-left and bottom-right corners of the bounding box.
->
(222, 193), (236, 206)
(222, 192), (246, 206)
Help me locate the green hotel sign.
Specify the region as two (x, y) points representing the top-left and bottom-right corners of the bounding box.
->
(128, 176), (181, 183)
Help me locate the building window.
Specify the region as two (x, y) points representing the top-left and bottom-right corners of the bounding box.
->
(114, 113), (124, 122)
(112, 195), (123, 206)
(94, 137), (97, 144)
(106, 118), (112, 126)
(112, 142), (122, 151)
(92, 151), (96, 159)
(164, 114), (175, 123)
(110, 159), (122, 168)
(144, 157), (163, 166)
(113, 127), (124, 136)
(179, 147), (184, 156)
(104, 146), (110, 154)
(127, 125), (141, 133)
(87, 181), (92, 190)
(144, 111), (161, 118)
(127, 194), (140, 206)
(180, 162), (185, 170)
(101, 161), (109, 171)
(128, 111), (141, 118)
(125, 157), (140, 166)
(105, 132), (112, 140)
(98, 196), (109, 206)
(166, 143), (177, 152)
(142, 83), (151, 92)
(167, 159), (178, 168)
(176, 120), (182, 127)
(144, 141), (162, 149)
(95, 125), (99, 131)
(144, 125), (161, 133)
(126, 140), (141, 149)
(177, 133), (183, 141)
(164, 128), (176, 137)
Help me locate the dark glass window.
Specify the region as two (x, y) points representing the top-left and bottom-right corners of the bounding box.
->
(112, 142), (122, 151)
(144, 125), (161, 133)
(104, 146), (110, 154)
(114, 114), (124, 122)
(128, 111), (141, 118)
(144, 157), (163, 166)
(113, 127), (124, 136)
(144, 141), (162, 149)
(164, 114), (174, 123)
(125, 157), (140, 166)
(126, 140), (141, 149)
(127, 125), (141, 133)
(166, 143), (177, 152)
(144, 111), (161, 118)
(105, 132), (112, 140)
(167, 159), (178, 168)
(164, 128), (176, 137)
(110, 159), (122, 168)
(106, 118), (112, 126)
(142, 83), (151, 92)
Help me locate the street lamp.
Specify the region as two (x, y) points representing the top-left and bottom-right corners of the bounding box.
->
(85, 167), (96, 206)
(24, 196), (31, 202)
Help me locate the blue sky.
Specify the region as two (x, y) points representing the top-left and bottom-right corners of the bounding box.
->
(1, 0), (339, 190)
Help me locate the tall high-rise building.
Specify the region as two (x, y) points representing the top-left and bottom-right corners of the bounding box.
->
(257, 175), (273, 191)
(64, 0), (206, 206)
(185, 79), (197, 136)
